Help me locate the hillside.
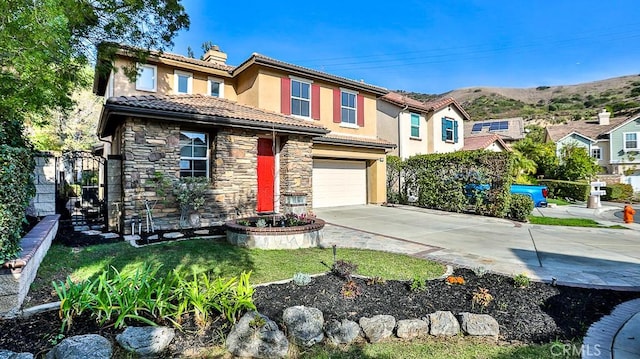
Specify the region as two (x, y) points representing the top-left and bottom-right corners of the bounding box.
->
(404, 74), (640, 123)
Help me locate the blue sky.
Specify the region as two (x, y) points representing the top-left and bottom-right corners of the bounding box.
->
(171, 0), (640, 94)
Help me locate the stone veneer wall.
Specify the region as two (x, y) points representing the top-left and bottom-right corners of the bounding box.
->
(279, 136), (313, 210)
(106, 155), (122, 232)
(29, 153), (57, 217)
(213, 128), (259, 217)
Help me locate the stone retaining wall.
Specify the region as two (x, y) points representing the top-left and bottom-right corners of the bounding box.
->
(0, 215), (59, 318)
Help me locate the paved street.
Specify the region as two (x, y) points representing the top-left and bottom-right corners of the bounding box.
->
(316, 204), (640, 288)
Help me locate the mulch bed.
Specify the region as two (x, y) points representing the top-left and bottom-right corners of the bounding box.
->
(1, 268), (639, 356)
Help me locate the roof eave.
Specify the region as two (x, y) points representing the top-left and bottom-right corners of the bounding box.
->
(234, 55), (388, 96)
(312, 136), (396, 150)
(99, 104), (330, 138)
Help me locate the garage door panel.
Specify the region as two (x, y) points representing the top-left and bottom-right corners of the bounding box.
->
(313, 160), (366, 208)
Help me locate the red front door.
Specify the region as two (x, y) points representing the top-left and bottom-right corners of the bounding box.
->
(257, 138), (275, 212)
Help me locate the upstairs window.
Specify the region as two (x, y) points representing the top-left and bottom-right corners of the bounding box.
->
(291, 79), (311, 117)
(135, 64), (157, 92)
(410, 113), (420, 138)
(208, 77), (224, 98)
(174, 70), (193, 94)
(441, 118), (459, 143)
(341, 90), (357, 125)
(625, 133), (638, 150)
(180, 131), (208, 178)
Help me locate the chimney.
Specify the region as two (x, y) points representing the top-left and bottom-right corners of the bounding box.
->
(202, 45), (227, 65)
(598, 109), (610, 125)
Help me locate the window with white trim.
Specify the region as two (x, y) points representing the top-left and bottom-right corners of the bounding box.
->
(179, 131), (208, 177)
(341, 90), (357, 125)
(208, 77), (224, 98)
(624, 132), (638, 150)
(174, 70), (193, 94)
(135, 64), (157, 92)
(410, 113), (420, 138)
(291, 79), (311, 117)
(591, 147), (602, 160)
(442, 118), (456, 142)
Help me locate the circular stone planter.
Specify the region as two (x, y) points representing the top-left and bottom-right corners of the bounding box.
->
(225, 217), (325, 249)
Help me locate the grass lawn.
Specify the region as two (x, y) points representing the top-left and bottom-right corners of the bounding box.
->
(547, 198), (571, 206)
(31, 239), (582, 358)
(200, 337), (579, 359)
(528, 216), (627, 229)
(33, 239), (445, 293)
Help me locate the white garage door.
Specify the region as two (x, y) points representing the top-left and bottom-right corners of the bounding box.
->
(313, 159), (367, 208)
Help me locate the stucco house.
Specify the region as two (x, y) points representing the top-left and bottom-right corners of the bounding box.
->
(377, 92), (470, 159)
(93, 45), (394, 233)
(545, 109), (640, 190)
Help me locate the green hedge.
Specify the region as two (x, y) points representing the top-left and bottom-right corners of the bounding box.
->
(538, 179), (590, 202)
(402, 151), (513, 218)
(602, 183), (634, 201)
(0, 145), (35, 261)
(509, 194), (534, 222)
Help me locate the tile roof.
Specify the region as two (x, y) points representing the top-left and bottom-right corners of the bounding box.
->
(100, 94), (328, 137)
(118, 46), (236, 72)
(380, 92), (430, 111)
(545, 116), (629, 142)
(424, 97), (473, 121)
(313, 132), (396, 149)
(462, 134), (510, 151)
(235, 54), (388, 95)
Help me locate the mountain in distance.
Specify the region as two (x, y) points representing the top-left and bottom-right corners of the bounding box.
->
(401, 74), (640, 124)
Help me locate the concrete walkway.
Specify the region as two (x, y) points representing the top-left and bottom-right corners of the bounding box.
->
(316, 204), (640, 359)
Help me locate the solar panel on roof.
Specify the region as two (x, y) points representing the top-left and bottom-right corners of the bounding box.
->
(489, 122), (500, 131)
(499, 121), (509, 130)
(472, 123), (483, 132)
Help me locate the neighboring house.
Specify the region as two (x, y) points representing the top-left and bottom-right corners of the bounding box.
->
(464, 117), (526, 147)
(545, 109), (640, 190)
(462, 134), (510, 152)
(377, 92), (470, 159)
(93, 45), (394, 232)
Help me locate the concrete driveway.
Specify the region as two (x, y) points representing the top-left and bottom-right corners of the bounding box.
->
(315, 205), (640, 289)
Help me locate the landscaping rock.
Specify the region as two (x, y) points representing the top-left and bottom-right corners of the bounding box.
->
(359, 315), (396, 343)
(0, 350), (33, 359)
(226, 311), (288, 358)
(459, 312), (500, 337)
(194, 229), (209, 235)
(429, 311), (460, 336)
(45, 334), (112, 359)
(116, 326), (175, 356)
(324, 319), (361, 344)
(396, 318), (429, 339)
(283, 306), (324, 347)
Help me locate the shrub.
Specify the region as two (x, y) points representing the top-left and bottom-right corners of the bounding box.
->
(603, 183), (634, 201)
(513, 273), (531, 288)
(0, 145), (36, 261)
(445, 276), (465, 285)
(538, 179), (590, 202)
(508, 194), (534, 222)
(331, 260), (358, 280)
(340, 280), (362, 299)
(471, 287), (494, 311)
(292, 272), (312, 286)
(402, 151), (513, 218)
(386, 155), (403, 203)
(410, 274), (427, 292)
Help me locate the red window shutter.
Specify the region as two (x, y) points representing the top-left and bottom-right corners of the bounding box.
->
(333, 88), (341, 123)
(281, 77), (291, 115)
(357, 94), (365, 127)
(312, 84), (321, 120)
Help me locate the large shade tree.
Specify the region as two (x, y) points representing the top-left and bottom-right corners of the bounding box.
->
(0, 0), (190, 139)
(0, 0), (189, 260)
